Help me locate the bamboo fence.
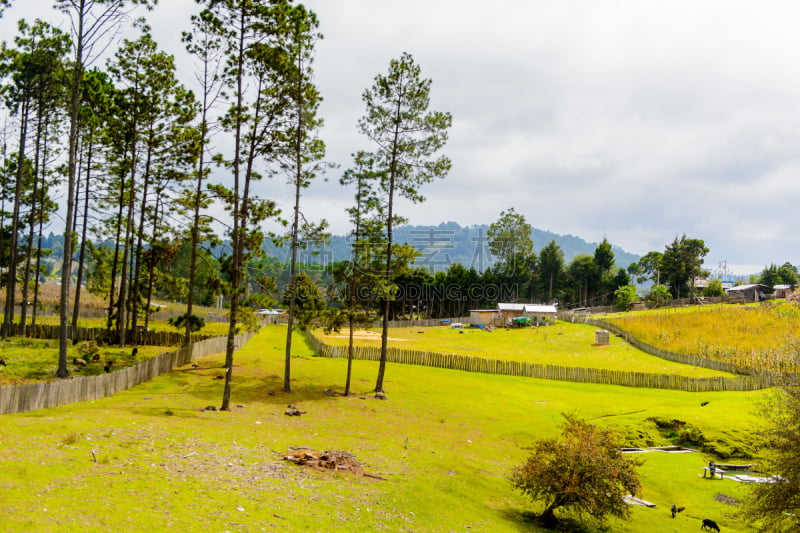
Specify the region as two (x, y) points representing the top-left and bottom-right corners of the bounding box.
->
(0, 333), (253, 415)
(304, 331), (776, 392)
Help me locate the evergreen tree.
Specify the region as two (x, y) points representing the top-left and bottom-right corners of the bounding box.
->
(205, 0), (286, 410)
(356, 52), (452, 393)
(537, 240), (564, 303)
(54, 0), (157, 377)
(278, 3), (328, 393)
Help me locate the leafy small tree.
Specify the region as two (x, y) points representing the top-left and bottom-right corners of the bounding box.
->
(661, 235), (708, 299)
(614, 284), (638, 310)
(487, 207), (533, 274)
(741, 380), (800, 532)
(646, 283), (672, 307)
(777, 263), (799, 290)
(704, 278), (725, 297)
(510, 413), (642, 529)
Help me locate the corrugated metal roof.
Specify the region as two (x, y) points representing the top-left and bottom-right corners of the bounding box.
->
(524, 304), (557, 314)
(726, 284), (768, 292)
(497, 303), (557, 313)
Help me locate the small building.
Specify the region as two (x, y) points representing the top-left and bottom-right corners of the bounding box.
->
(726, 284), (769, 303)
(773, 284), (793, 299)
(469, 309), (498, 326)
(498, 303), (557, 326)
(498, 303), (526, 322)
(523, 304), (558, 325)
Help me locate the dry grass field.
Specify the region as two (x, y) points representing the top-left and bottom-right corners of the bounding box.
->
(605, 302), (800, 373)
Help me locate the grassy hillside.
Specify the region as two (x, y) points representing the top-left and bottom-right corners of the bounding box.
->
(317, 322), (737, 378)
(0, 325), (766, 532)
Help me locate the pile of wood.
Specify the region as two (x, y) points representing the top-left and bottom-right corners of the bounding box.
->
(281, 448), (385, 479)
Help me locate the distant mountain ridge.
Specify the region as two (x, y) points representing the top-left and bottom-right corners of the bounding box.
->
(268, 221), (641, 273)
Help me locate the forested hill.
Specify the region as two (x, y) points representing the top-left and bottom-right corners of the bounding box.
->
(264, 221), (641, 273)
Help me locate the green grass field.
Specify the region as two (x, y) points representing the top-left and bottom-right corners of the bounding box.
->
(0, 339), (167, 385)
(0, 325), (767, 532)
(317, 322), (737, 378)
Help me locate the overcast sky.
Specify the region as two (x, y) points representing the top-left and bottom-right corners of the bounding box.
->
(3, 0), (800, 275)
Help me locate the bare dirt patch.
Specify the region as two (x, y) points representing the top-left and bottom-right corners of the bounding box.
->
(327, 330), (410, 342)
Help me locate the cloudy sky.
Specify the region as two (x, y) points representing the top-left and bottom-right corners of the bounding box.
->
(3, 0), (800, 275)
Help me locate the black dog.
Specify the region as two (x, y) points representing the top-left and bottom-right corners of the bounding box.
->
(702, 518), (721, 532)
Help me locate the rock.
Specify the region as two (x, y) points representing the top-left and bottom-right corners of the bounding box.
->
(205, 405), (217, 411)
(285, 405), (305, 416)
(375, 391), (387, 401)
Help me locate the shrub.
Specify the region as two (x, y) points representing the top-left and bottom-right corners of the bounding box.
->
(168, 313), (206, 333)
(76, 340), (100, 360)
(509, 413), (642, 528)
(614, 285), (638, 310)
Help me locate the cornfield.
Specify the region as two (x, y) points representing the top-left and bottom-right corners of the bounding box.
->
(606, 302), (800, 374)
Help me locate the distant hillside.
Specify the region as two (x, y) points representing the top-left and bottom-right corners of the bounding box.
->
(265, 221), (641, 273)
(39, 223), (639, 275)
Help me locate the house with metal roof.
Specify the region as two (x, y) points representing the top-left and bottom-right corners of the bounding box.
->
(725, 284), (768, 303)
(773, 284), (793, 299)
(497, 303), (557, 325)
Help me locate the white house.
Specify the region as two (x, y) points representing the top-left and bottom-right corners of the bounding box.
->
(773, 284), (793, 299)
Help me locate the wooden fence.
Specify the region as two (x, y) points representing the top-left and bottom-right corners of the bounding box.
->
(2, 323), (214, 347)
(581, 318), (754, 375)
(304, 331), (776, 392)
(0, 333), (253, 415)
(372, 317), (471, 328)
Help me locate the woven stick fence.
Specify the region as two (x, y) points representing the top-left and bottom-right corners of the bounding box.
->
(305, 331), (776, 392)
(2, 323), (214, 347)
(0, 333), (253, 415)
(582, 318), (758, 375)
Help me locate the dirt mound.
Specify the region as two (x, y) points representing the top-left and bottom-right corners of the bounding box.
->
(281, 448), (385, 480)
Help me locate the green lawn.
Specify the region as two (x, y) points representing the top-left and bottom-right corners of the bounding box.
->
(0, 325), (766, 532)
(317, 321), (737, 378)
(0, 338), (166, 385)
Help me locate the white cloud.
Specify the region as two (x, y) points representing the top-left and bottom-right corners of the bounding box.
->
(2, 0), (800, 275)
